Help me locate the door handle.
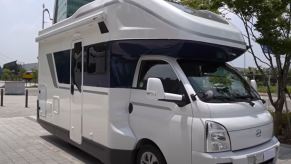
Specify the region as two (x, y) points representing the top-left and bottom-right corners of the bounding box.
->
(71, 84), (74, 95)
(128, 103), (133, 114)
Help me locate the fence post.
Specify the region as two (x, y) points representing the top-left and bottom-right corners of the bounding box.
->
(25, 89), (28, 108)
(1, 89), (3, 107)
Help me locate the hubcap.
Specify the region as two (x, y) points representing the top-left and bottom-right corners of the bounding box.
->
(140, 152), (159, 164)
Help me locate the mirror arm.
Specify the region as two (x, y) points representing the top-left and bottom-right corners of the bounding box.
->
(191, 94), (197, 101)
(158, 99), (187, 107)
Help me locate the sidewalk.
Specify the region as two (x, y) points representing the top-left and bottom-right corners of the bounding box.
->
(0, 95), (36, 118)
(0, 94), (101, 164)
(278, 144), (291, 164)
(0, 117), (101, 164)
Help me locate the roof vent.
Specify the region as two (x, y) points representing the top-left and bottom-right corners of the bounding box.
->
(98, 22), (109, 34)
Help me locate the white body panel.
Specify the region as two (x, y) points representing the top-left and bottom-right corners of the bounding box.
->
(36, 1), (279, 164)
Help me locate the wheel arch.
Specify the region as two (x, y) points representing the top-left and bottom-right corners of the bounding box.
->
(134, 138), (167, 163)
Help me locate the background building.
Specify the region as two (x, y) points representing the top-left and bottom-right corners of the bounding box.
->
(3, 61), (20, 73)
(54, 0), (94, 23)
(22, 63), (38, 71)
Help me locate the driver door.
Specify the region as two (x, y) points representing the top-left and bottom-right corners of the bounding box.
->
(129, 59), (192, 164)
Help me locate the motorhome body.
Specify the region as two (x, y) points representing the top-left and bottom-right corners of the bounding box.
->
(36, 0), (280, 164)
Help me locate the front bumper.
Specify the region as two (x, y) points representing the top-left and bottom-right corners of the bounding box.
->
(192, 137), (280, 164)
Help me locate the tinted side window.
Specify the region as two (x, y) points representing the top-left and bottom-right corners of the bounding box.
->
(137, 61), (182, 94)
(54, 50), (70, 84)
(84, 43), (106, 74)
(83, 43), (109, 87)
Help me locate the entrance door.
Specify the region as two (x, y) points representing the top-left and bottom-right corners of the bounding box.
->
(70, 42), (83, 144)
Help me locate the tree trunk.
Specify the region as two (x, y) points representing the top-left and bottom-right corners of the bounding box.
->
(274, 109), (283, 136)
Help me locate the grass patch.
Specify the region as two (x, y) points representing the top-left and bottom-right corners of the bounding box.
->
(258, 86), (291, 93)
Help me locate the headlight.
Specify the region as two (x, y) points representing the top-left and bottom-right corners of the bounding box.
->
(206, 121), (231, 153)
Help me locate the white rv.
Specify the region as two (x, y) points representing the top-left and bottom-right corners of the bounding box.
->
(36, 0), (280, 164)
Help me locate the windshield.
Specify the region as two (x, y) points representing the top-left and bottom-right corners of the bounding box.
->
(178, 60), (260, 103)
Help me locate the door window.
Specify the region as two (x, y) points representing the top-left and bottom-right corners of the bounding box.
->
(71, 42), (82, 92)
(137, 60), (183, 94)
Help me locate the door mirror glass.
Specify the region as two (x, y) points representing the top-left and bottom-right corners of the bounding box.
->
(146, 78), (165, 100)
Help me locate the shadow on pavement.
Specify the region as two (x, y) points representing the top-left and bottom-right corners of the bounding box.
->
(41, 135), (103, 164)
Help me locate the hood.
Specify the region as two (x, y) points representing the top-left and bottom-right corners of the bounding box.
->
(202, 100), (274, 151)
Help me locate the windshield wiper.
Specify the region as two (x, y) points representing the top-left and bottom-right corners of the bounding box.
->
(233, 95), (255, 107)
(210, 95), (255, 107)
(210, 96), (236, 103)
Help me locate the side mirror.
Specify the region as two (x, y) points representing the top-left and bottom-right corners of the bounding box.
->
(250, 80), (257, 91)
(146, 78), (165, 100)
(146, 78), (183, 102)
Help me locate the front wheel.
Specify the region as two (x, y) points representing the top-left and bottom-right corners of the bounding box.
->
(136, 145), (167, 164)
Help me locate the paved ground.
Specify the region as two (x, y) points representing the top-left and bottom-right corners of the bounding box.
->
(0, 92), (290, 164)
(0, 92), (101, 164)
(279, 145), (291, 164)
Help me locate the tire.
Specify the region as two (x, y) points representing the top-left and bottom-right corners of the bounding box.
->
(136, 145), (167, 164)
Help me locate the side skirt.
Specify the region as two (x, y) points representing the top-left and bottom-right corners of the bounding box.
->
(37, 119), (134, 164)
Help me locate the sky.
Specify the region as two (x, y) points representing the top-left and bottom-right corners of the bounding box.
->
(0, 0), (264, 68)
(0, 0), (54, 66)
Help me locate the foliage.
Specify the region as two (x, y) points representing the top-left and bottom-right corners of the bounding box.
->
(1, 69), (12, 81)
(181, 0), (218, 11)
(182, 0), (291, 136)
(19, 68), (26, 80)
(209, 76), (232, 87)
(32, 69), (38, 84)
(258, 86), (277, 93)
(257, 85), (291, 94)
(215, 0), (291, 136)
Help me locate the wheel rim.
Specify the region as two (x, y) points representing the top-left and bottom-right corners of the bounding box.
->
(140, 152), (159, 164)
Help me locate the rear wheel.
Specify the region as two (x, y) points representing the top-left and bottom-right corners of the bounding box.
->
(136, 145), (167, 164)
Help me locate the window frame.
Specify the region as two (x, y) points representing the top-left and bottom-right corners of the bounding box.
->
(136, 59), (182, 94)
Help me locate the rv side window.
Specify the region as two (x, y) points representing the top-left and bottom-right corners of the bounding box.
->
(83, 43), (109, 87)
(137, 60), (182, 94)
(53, 50), (70, 84)
(84, 43), (106, 74)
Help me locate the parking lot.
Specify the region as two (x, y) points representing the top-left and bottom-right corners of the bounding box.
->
(0, 90), (290, 164)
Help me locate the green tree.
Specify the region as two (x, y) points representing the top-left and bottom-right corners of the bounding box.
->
(182, 0), (291, 136)
(18, 68), (26, 81)
(181, 0), (212, 10)
(1, 69), (12, 81)
(32, 69), (38, 84)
